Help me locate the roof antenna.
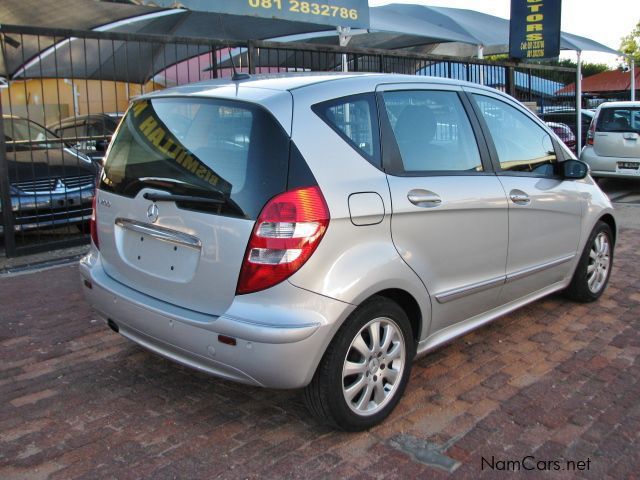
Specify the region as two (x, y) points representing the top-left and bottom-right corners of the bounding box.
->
(228, 46), (250, 81)
(216, 14), (250, 81)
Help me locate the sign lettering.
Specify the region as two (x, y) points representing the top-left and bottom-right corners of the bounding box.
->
(509, 0), (562, 60)
(138, 0), (370, 29)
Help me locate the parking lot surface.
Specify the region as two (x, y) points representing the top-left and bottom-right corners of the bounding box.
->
(1, 228), (640, 479)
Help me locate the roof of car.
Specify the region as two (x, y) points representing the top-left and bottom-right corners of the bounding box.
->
(138, 72), (484, 100)
(597, 101), (640, 109)
(47, 113), (120, 128)
(540, 108), (594, 116)
(1, 114), (48, 126)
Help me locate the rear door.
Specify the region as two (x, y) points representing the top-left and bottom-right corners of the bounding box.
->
(593, 105), (640, 163)
(377, 84), (509, 334)
(96, 96), (291, 315)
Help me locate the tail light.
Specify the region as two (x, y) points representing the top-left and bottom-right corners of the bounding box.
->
(587, 113), (598, 145)
(586, 117), (597, 146)
(236, 186), (329, 295)
(90, 195), (99, 249)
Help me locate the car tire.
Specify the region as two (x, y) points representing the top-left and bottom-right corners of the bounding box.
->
(564, 221), (614, 303)
(304, 296), (415, 431)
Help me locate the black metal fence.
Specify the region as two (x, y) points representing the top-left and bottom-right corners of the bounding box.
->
(0, 25), (577, 257)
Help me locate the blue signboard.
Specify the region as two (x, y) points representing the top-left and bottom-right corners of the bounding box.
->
(509, 0), (562, 60)
(142, 0), (370, 29)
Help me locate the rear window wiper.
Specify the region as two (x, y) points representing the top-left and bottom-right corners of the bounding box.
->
(134, 177), (229, 198)
(143, 192), (224, 205)
(138, 178), (245, 217)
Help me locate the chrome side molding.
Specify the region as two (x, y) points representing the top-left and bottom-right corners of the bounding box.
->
(435, 253), (576, 304)
(436, 275), (505, 304)
(115, 218), (202, 250)
(505, 254), (575, 283)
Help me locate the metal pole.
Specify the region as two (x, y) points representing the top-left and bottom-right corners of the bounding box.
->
(631, 58), (636, 102)
(248, 40), (257, 74)
(576, 50), (583, 154)
(507, 66), (516, 97)
(477, 45), (484, 85)
(0, 91), (17, 256)
(337, 26), (351, 72)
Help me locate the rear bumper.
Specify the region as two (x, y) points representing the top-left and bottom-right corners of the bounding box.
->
(581, 147), (640, 178)
(79, 249), (355, 388)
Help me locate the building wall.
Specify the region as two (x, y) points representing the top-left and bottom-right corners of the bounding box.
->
(1, 78), (161, 126)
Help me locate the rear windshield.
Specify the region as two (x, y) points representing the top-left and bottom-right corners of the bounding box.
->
(596, 107), (640, 133)
(100, 97), (289, 219)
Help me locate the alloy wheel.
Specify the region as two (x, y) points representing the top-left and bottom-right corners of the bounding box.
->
(342, 317), (406, 416)
(587, 231), (611, 294)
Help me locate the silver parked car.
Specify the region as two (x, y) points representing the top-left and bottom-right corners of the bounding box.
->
(581, 101), (640, 178)
(1, 115), (97, 233)
(80, 73), (616, 430)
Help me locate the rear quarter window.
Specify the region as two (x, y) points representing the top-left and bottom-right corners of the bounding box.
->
(100, 97), (289, 219)
(312, 93), (380, 168)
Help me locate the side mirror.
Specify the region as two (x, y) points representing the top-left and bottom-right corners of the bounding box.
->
(562, 159), (589, 180)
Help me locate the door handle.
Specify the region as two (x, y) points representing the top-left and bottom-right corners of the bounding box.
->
(509, 190), (530, 205)
(407, 189), (442, 207)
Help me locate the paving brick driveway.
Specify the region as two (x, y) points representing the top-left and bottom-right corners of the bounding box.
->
(1, 229), (639, 479)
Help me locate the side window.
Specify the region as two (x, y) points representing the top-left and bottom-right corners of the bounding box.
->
(60, 125), (86, 141)
(473, 94), (557, 176)
(313, 93), (380, 166)
(382, 90), (483, 173)
(86, 121), (106, 138)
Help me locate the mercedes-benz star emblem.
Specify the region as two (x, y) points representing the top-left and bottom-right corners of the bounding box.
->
(147, 203), (159, 223)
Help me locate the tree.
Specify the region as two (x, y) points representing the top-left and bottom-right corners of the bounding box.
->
(619, 20), (640, 65)
(556, 59), (609, 78)
(484, 55), (609, 83)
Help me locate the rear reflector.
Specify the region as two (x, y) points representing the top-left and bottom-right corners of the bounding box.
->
(236, 186), (329, 295)
(218, 335), (237, 346)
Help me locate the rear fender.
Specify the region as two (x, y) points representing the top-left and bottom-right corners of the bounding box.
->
(288, 218), (432, 343)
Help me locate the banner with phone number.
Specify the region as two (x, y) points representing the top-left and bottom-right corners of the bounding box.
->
(509, 0), (562, 60)
(140, 0), (370, 29)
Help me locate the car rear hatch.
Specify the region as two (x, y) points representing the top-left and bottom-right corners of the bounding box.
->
(593, 106), (640, 159)
(96, 96), (290, 316)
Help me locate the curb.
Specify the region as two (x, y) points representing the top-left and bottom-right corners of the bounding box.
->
(0, 254), (83, 277)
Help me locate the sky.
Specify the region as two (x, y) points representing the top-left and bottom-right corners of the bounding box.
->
(368, 0), (640, 66)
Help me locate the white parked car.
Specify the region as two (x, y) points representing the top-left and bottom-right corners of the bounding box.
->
(581, 101), (640, 178)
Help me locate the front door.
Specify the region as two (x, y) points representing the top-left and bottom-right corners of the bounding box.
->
(469, 91), (583, 302)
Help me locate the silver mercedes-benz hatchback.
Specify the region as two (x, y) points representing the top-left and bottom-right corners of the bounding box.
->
(81, 73), (616, 430)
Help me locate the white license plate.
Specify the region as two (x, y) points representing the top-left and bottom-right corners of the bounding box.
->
(616, 162), (640, 174)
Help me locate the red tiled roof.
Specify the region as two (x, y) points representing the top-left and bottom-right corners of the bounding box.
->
(556, 69), (640, 95)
